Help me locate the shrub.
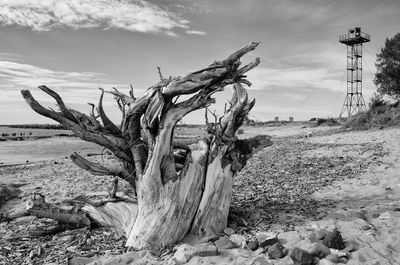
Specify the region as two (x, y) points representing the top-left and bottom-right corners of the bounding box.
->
(345, 95), (400, 130)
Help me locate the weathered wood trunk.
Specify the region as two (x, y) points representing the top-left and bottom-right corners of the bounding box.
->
(21, 42), (272, 250)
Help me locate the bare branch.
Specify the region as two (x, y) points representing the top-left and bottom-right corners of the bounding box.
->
(157, 66), (164, 81)
(106, 87), (135, 105)
(98, 88), (123, 136)
(70, 152), (135, 185)
(21, 90), (132, 163)
(129, 83), (136, 100)
(220, 83), (250, 137)
(221, 42), (259, 65)
(88, 103), (99, 119)
(38, 85), (77, 122)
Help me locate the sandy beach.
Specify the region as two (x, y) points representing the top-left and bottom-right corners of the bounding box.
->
(0, 124), (399, 264)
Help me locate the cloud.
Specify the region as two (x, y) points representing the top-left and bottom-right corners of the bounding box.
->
(185, 29), (207, 36)
(0, 0), (190, 35)
(0, 60), (110, 89)
(0, 60), (151, 108)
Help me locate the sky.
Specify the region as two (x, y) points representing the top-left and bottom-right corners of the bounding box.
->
(0, 0), (399, 124)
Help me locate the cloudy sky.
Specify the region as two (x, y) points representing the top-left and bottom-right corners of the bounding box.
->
(0, 0), (399, 124)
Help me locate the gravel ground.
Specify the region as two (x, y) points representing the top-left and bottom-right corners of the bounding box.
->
(0, 126), (388, 264)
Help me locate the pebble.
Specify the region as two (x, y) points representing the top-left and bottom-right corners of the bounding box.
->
(329, 248), (349, 258)
(322, 231), (345, 250)
(214, 237), (234, 250)
(310, 242), (331, 259)
(247, 239), (259, 251)
(224, 227), (235, 235)
(255, 232), (278, 248)
(173, 244), (197, 263)
(289, 247), (314, 265)
(197, 242), (218, 257)
(229, 234), (246, 248)
(267, 242), (287, 259)
(325, 254), (339, 263)
(315, 229), (327, 240)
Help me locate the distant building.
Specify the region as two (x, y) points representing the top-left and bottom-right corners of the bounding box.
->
(274, 117), (279, 122)
(289, 117), (294, 122)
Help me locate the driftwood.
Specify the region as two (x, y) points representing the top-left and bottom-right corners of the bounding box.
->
(26, 193), (91, 228)
(21, 42), (272, 250)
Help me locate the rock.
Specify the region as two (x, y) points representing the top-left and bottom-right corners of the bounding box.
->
(268, 242), (287, 259)
(229, 234), (246, 248)
(173, 244), (197, 263)
(310, 242), (331, 259)
(196, 242), (218, 257)
(214, 237), (234, 250)
(317, 259), (336, 265)
(289, 247), (314, 265)
(315, 230), (327, 240)
(322, 231), (345, 250)
(325, 254), (339, 263)
(296, 239), (315, 253)
(256, 232), (278, 248)
(278, 231), (301, 249)
(247, 239), (259, 251)
(251, 255), (273, 265)
(224, 227), (235, 235)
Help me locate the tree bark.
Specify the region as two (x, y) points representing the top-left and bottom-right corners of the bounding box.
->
(21, 42), (272, 250)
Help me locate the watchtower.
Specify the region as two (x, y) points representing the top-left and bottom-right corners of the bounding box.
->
(339, 27), (370, 117)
